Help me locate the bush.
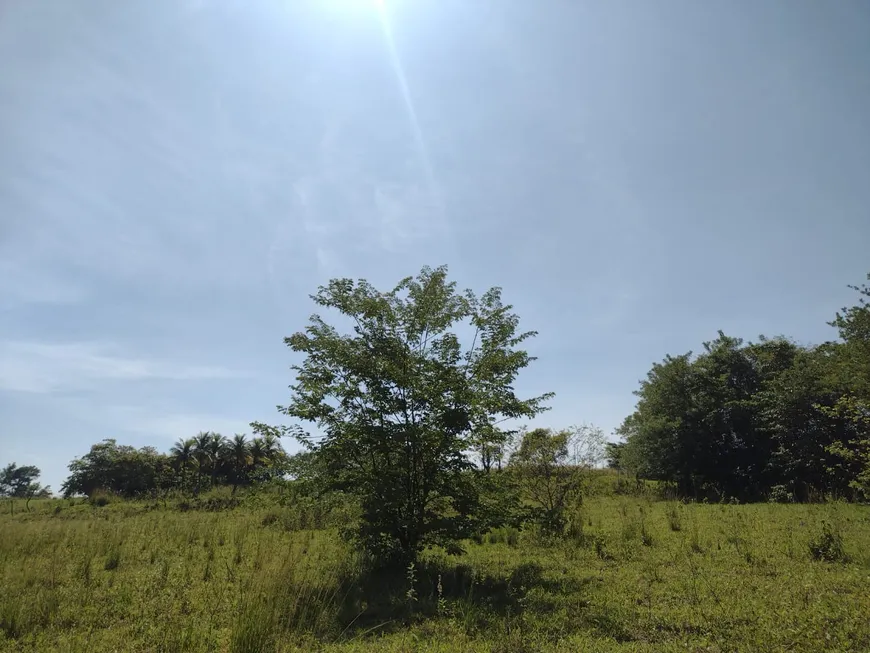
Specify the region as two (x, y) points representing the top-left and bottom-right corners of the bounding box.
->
(484, 527), (519, 547)
(104, 548), (121, 571)
(592, 534), (612, 561)
(666, 504), (682, 531)
(768, 485), (794, 504)
(89, 490), (112, 507)
(261, 511), (280, 527)
(808, 521), (848, 562)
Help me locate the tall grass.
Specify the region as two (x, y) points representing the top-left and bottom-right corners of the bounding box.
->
(1, 489), (869, 651)
(230, 537), (358, 652)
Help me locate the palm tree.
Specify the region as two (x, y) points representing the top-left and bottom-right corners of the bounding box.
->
(261, 432), (286, 479)
(260, 432), (281, 459)
(225, 434), (251, 494)
(249, 438), (266, 481)
(192, 431), (212, 495)
(206, 432), (226, 488)
(170, 438), (195, 491)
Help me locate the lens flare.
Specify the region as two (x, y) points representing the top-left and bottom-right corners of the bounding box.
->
(375, 1), (446, 232)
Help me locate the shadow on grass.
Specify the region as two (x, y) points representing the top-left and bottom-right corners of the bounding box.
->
(229, 550), (629, 652)
(334, 558), (594, 638)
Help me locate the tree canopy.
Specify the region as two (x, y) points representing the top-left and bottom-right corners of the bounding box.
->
(261, 265), (552, 561)
(0, 463), (50, 498)
(617, 273), (870, 501)
(60, 434), (286, 498)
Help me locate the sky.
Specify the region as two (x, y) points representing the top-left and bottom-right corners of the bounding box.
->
(1, 0), (869, 493)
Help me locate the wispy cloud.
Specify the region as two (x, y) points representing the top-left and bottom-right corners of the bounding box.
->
(0, 340), (242, 394)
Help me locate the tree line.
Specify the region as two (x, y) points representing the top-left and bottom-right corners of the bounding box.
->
(58, 432), (287, 498)
(261, 266), (869, 564)
(11, 266), (868, 567)
(611, 274), (870, 502)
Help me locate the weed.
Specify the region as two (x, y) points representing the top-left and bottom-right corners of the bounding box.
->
(592, 534), (612, 561)
(104, 548), (121, 571)
(808, 521), (849, 562)
(89, 490), (112, 507)
(689, 522), (704, 554)
(666, 503), (682, 531)
(638, 510), (654, 546)
(78, 555), (93, 586)
(768, 484), (794, 503)
(261, 510), (280, 526)
(0, 599), (21, 639)
(484, 527), (520, 547)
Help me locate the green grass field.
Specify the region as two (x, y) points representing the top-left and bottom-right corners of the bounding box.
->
(2, 486), (869, 652)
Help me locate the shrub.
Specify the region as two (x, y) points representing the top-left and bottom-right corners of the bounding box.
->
(89, 490), (112, 507)
(640, 522), (654, 547)
(808, 521), (848, 562)
(666, 504), (682, 531)
(484, 527), (520, 547)
(768, 485), (794, 504)
(261, 511), (280, 527)
(104, 548), (121, 571)
(592, 534), (612, 561)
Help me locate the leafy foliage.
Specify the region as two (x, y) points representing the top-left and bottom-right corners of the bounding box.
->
(271, 265), (552, 561)
(61, 440), (174, 498)
(618, 272), (870, 501)
(0, 463), (50, 498)
(509, 425), (605, 533)
(61, 435), (285, 499)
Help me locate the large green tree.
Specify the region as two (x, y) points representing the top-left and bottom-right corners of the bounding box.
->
(260, 266), (552, 561)
(61, 440), (173, 498)
(191, 431), (213, 494)
(618, 333), (804, 499)
(224, 434), (251, 493)
(170, 438), (195, 491)
(0, 463), (49, 498)
(822, 275), (870, 496)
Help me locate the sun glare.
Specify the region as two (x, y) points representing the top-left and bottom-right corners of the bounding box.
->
(325, 0), (385, 14)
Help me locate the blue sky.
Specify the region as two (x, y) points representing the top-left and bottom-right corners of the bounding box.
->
(1, 0), (869, 492)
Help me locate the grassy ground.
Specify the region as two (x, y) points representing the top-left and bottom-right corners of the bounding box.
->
(1, 489), (869, 652)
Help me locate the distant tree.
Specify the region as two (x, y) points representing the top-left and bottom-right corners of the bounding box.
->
(616, 351), (699, 492)
(0, 463), (50, 498)
(510, 425), (604, 533)
(249, 438), (266, 472)
(618, 333), (804, 499)
(604, 442), (625, 470)
(206, 433), (226, 488)
(822, 275), (870, 497)
(256, 266), (552, 562)
(170, 438), (195, 490)
(224, 434), (251, 493)
(757, 345), (849, 499)
(191, 432), (213, 494)
(250, 432), (285, 482)
(61, 440), (171, 498)
(471, 423), (518, 473)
